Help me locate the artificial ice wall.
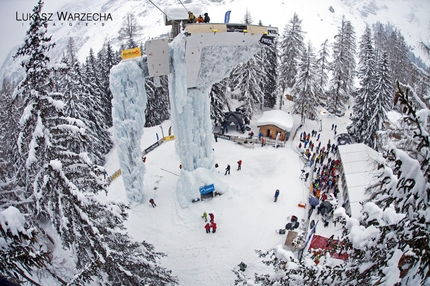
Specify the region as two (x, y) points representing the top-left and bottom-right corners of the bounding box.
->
(109, 33), (263, 206)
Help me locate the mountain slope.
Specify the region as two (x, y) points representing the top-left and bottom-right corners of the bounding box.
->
(1, 0), (429, 82)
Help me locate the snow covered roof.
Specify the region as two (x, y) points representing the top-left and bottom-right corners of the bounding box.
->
(338, 143), (380, 218)
(164, 4), (204, 21)
(256, 110), (294, 132)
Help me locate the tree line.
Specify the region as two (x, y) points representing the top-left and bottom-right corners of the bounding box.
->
(0, 1), (177, 284)
(230, 13), (430, 285)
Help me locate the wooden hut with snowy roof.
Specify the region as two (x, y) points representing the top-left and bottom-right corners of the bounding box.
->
(257, 110), (293, 141)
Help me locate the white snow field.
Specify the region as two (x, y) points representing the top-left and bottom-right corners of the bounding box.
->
(103, 99), (351, 285)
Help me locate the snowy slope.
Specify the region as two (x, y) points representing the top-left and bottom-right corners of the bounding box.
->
(1, 0), (429, 81)
(102, 99), (351, 285)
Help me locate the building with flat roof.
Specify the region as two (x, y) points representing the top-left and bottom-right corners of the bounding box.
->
(337, 143), (380, 218)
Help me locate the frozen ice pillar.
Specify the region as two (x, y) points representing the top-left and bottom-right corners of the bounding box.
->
(109, 60), (147, 203)
(169, 34), (262, 207)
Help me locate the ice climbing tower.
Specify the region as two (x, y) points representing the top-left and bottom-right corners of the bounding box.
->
(110, 14), (278, 205)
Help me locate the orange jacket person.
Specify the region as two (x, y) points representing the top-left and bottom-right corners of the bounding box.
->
(196, 15), (204, 23)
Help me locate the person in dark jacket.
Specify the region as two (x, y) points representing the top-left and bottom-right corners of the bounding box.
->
(274, 189), (280, 202)
(204, 12), (210, 23)
(225, 164), (230, 175)
(149, 198), (156, 208)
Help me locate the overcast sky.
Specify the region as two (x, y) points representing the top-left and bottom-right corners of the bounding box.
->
(0, 0), (69, 66)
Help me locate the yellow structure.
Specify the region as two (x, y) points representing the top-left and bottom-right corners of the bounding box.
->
(121, 47), (142, 60)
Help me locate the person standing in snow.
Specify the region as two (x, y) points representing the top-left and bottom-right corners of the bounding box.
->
(261, 137), (265, 147)
(205, 223), (211, 233)
(204, 12), (210, 23)
(202, 211), (208, 222)
(149, 198), (156, 208)
(274, 189), (280, 202)
(225, 164), (230, 175)
(211, 222), (217, 233)
(214, 133), (218, 142)
(237, 159), (242, 171)
(209, 213), (214, 222)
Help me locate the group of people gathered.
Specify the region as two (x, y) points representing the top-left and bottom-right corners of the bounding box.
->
(202, 212), (217, 233)
(187, 11), (210, 23)
(298, 130), (339, 171)
(299, 129), (341, 228)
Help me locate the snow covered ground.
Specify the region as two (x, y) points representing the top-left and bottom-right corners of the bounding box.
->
(103, 100), (352, 285)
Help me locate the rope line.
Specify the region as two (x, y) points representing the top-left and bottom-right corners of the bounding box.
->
(178, 0), (189, 13)
(147, 0), (172, 20)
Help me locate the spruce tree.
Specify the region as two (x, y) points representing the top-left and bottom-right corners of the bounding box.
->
(228, 53), (264, 119)
(389, 30), (411, 85)
(9, 2), (178, 284)
(361, 83), (430, 284)
(373, 22), (389, 55)
(278, 13), (306, 100)
(210, 78), (229, 126)
(101, 41), (120, 127)
(261, 44), (278, 109)
(366, 51), (393, 149)
(327, 16), (356, 113)
(0, 206), (50, 285)
(144, 75), (170, 127)
(347, 25), (376, 145)
(291, 41), (321, 124)
(81, 49), (113, 165)
(0, 78), (22, 178)
(242, 9), (253, 25)
(316, 39), (330, 103)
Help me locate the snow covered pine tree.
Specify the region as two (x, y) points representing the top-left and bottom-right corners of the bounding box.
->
(7, 1), (178, 284)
